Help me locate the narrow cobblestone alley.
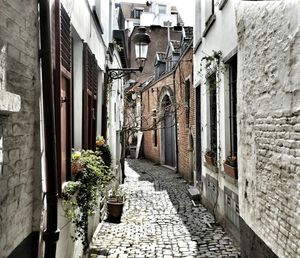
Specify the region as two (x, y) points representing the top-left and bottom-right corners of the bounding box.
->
(90, 159), (240, 258)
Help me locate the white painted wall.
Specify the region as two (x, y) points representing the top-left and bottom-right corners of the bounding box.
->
(61, 0), (109, 70)
(55, 1), (117, 257)
(96, 71), (104, 136)
(73, 36), (83, 150)
(193, 0), (239, 222)
(107, 49), (124, 178)
(124, 1), (178, 35)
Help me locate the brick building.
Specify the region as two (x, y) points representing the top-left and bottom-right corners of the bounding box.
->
(0, 0), (41, 257)
(141, 28), (195, 182)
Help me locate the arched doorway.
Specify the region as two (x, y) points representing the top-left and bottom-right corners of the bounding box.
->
(162, 95), (176, 167)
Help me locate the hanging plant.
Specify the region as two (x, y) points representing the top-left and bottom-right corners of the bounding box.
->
(62, 150), (114, 252)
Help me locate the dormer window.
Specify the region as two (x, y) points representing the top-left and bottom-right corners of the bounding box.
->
(133, 8), (143, 18)
(158, 4), (166, 14)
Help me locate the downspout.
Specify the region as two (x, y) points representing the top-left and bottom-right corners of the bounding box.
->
(172, 70), (179, 173)
(39, 0), (60, 257)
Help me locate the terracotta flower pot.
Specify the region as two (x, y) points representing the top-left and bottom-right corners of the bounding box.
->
(205, 154), (215, 166)
(223, 162), (238, 179)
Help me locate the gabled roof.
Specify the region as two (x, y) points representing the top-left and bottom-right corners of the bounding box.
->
(170, 40), (181, 53)
(156, 52), (166, 62)
(119, 2), (149, 19)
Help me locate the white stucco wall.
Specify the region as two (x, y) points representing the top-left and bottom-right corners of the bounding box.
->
(196, 0), (238, 185)
(61, 0), (110, 70)
(73, 36), (83, 150)
(107, 49), (124, 178)
(236, 1), (300, 257)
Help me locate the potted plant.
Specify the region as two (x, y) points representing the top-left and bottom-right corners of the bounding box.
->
(106, 188), (125, 223)
(62, 150), (114, 253)
(205, 150), (216, 166)
(223, 155), (238, 179)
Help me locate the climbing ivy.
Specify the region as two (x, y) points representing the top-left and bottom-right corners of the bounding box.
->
(62, 150), (114, 252)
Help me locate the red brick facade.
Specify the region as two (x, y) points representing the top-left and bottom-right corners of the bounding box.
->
(141, 46), (195, 182)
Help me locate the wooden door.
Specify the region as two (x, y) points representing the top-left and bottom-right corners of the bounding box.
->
(164, 113), (175, 167)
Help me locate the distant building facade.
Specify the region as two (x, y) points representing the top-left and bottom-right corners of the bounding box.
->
(117, 1), (182, 35)
(141, 28), (194, 182)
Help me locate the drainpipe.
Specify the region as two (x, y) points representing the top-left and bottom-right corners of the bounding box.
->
(173, 70), (179, 173)
(39, 0), (60, 257)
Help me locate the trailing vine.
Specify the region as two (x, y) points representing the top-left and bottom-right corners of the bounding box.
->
(198, 50), (224, 91)
(62, 150), (114, 252)
(198, 50), (224, 221)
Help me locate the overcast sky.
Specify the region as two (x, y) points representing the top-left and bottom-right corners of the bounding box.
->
(115, 0), (195, 26)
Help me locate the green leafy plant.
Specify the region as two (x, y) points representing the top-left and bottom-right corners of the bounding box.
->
(108, 187), (126, 203)
(224, 155), (237, 167)
(95, 136), (112, 168)
(62, 150), (114, 252)
(198, 50), (224, 91)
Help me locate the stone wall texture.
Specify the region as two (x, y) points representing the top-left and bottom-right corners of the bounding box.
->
(0, 0), (41, 257)
(236, 1), (300, 257)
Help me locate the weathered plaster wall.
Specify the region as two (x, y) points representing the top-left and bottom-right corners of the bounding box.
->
(0, 0), (41, 257)
(236, 1), (300, 257)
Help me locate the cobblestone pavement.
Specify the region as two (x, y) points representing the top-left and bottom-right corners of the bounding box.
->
(90, 159), (240, 258)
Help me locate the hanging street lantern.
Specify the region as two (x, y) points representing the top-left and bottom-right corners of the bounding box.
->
(133, 27), (151, 72)
(107, 27), (151, 80)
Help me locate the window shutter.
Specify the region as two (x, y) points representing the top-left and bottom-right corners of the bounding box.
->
(82, 43), (98, 150)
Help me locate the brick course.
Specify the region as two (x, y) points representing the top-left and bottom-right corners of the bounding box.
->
(0, 0), (41, 257)
(142, 46), (195, 182)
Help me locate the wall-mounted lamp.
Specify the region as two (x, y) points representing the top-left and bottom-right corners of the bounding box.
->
(107, 27), (151, 80)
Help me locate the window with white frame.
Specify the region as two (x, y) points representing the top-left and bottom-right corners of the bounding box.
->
(158, 4), (167, 14)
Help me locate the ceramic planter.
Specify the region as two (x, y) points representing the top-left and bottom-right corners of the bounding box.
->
(223, 162), (238, 179)
(107, 198), (124, 223)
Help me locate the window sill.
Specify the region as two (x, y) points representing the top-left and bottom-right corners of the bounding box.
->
(219, 0), (228, 10)
(222, 170), (238, 187)
(203, 14), (216, 38)
(0, 90), (21, 115)
(204, 161), (218, 173)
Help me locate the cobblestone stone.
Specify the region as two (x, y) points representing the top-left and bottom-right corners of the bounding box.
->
(90, 159), (240, 257)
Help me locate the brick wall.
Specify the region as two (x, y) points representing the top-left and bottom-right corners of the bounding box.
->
(142, 75), (175, 163)
(174, 47), (195, 181)
(0, 0), (41, 257)
(142, 46), (195, 182)
(236, 1), (300, 257)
